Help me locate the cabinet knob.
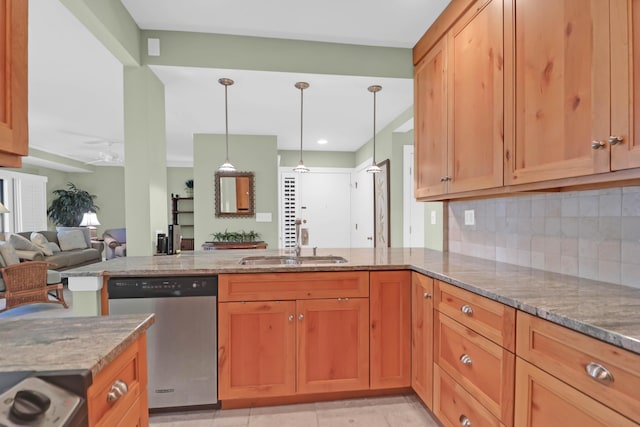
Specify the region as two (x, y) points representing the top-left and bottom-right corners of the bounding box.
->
(440, 176), (451, 182)
(423, 292), (432, 299)
(459, 415), (471, 426)
(608, 135), (624, 146)
(288, 315), (294, 321)
(585, 362), (614, 385)
(591, 140), (606, 150)
(459, 354), (473, 366)
(107, 380), (128, 403)
(298, 313), (304, 321)
(461, 304), (474, 316)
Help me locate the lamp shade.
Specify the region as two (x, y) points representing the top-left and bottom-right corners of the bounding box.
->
(0, 202), (9, 214)
(79, 212), (100, 227)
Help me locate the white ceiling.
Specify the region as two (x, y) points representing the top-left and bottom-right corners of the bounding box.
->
(26, 0), (450, 167)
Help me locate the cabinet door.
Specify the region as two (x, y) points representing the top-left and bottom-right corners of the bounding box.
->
(218, 301), (296, 399)
(370, 271), (411, 389)
(411, 273), (434, 409)
(297, 298), (369, 394)
(505, 0), (611, 184)
(514, 358), (637, 427)
(611, 0), (640, 170)
(414, 37), (448, 199)
(0, 0), (28, 167)
(447, 0), (504, 193)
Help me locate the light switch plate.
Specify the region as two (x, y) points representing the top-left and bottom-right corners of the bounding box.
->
(464, 209), (475, 226)
(431, 210), (437, 225)
(148, 38), (160, 56)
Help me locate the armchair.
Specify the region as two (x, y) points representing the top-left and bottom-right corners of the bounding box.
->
(0, 261), (67, 313)
(103, 228), (126, 260)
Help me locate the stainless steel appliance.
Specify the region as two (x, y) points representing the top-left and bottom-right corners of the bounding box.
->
(0, 371), (88, 426)
(108, 276), (217, 410)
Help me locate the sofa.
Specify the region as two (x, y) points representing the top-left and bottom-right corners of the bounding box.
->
(102, 228), (126, 259)
(10, 228), (103, 271)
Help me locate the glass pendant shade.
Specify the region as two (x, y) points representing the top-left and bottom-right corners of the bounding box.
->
(367, 85), (383, 174)
(294, 82), (310, 173)
(218, 78), (236, 172)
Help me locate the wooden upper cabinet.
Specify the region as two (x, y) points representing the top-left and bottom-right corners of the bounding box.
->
(447, 0), (503, 193)
(610, 0), (640, 170)
(415, 37), (448, 199)
(414, 0), (503, 199)
(505, 0), (612, 184)
(0, 0), (28, 168)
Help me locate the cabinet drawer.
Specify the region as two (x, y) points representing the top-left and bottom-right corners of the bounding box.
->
(219, 272), (369, 301)
(516, 311), (640, 423)
(434, 366), (504, 427)
(435, 281), (516, 350)
(436, 312), (515, 425)
(514, 358), (638, 427)
(88, 336), (146, 427)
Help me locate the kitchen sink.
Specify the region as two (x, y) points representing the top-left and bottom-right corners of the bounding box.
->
(239, 255), (348, 265)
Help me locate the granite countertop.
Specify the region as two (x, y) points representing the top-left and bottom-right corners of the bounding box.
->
(63, 248), (640, 355)
(0, 314), (155, 377)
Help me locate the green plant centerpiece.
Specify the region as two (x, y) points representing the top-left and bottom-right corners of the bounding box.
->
(47, 182), (99, 227)
(210, 230), (261, 243)
(185, 179), (194, 196)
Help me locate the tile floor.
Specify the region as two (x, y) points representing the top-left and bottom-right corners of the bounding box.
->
(149, 394), (439, 427)
(1, 290), (440, 427)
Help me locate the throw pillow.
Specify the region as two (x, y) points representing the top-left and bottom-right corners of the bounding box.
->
(30, 232), (54, 256)
(0, 242), (21, 266)
(57, 230), (88, 251)
(9, 233), (43, 254)
(47, 242), (62, 253)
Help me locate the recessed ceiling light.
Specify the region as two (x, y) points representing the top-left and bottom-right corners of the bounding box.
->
(317, 139), (328, 145)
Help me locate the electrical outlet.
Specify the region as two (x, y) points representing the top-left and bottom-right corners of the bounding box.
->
(464, 209), (475, 226)
(431, 210), (437, 225)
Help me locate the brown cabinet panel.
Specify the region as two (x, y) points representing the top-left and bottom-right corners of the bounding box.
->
(514, 358), (637, 427)
(411, 272), (434, 409)
(218, 301), (296, 399)
(505, 0), (611, 184)
(369, 271), (411, 389)
(0, 0), (27, 167)
(297, 298), (369, 394)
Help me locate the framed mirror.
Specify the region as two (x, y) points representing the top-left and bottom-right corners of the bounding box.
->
(214, 171), (255, 217)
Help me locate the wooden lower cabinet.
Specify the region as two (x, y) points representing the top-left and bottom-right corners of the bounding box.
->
(514, 358), (637, 427)
(87, 334), (148, 427)
(369, 271), (411, 390)
(218, 301), (296, 399)
(411, 272), (434, 409)
(218, 298), (369, 400)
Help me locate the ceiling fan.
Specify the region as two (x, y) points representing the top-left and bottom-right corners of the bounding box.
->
(84, 140), (123, 165)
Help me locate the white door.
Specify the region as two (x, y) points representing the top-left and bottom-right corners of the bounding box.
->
(350, 161), (374, 247)
(280, 169), (352, 249)
(403, 145), (425, 247)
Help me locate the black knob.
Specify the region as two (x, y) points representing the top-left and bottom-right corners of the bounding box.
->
(10, 389), (51, 421)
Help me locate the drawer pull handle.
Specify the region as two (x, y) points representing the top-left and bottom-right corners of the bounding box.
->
(107, 380), (128, 403)
(423, 292), (432, 299)
(459, 415), (471, 426)
(288, 315), (294, 321)
(460, 354), (473, 366)
(585, 362), (614, 384)
(461, 304), (473, 316)
(298, 313), (304, 321)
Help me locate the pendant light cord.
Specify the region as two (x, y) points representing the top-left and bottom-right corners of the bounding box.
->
(372, 89), (377, 163)
(224, 83), (230, 163)
(299, 86), (304, 163)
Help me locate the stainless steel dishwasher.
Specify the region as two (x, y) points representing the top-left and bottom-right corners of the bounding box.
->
(108, 276), (217, 410)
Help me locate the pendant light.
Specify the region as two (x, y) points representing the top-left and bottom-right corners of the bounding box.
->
(366, 85), (383, 174)
(293, 81), (310, 173)
(218, 78), (236, 172)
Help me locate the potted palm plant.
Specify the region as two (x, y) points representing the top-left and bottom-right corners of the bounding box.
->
(47, 182), (99, 227)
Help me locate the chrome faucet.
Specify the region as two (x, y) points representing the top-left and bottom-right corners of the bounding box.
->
(295, 218), (302, 256)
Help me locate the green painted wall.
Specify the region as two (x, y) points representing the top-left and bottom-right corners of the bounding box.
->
(278, 150), (356, 169)
(193, 134), (279, 249)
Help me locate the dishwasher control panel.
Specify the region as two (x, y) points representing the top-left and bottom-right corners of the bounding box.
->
(108, 276), (218, 299)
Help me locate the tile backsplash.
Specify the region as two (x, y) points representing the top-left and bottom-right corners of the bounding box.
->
(448, 186), (640, 289)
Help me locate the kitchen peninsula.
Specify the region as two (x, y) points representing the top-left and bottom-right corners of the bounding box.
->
(63, 248), (640, 425)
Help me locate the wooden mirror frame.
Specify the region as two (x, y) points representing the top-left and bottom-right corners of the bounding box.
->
(214, 171), (255, 218)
